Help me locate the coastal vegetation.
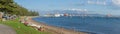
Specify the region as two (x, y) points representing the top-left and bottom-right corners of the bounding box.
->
(0, 0), (50, 34)
(0, 18), (50, 34)
(0, 0), (39, 16)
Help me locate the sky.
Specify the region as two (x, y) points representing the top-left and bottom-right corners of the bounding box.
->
(14, 0), (120, 15)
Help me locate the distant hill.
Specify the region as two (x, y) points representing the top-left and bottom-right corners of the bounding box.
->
(39, 9), (120, 17)
(39, 9), (87, 15)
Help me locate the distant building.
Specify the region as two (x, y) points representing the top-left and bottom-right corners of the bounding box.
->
(43, 14), (53, 17)
(54, 14), (61, 17)
(106, 14), (112, 17)
(64, 13), (69, 16)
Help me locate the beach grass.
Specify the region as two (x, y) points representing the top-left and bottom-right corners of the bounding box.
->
(0, 18), (51, 34)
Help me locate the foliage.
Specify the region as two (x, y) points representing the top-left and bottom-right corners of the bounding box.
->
(0, 18), (50, 34)
(28, 11), (39, 16)
(0, 0), (39, 16)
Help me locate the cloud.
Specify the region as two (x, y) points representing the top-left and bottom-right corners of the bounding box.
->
(112, 0), (120, 6)
(87, 0), (106, 5)
(64, 8), (88, 12)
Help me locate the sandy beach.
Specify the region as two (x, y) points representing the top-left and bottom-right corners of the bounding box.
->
(22, 16), (87, 34)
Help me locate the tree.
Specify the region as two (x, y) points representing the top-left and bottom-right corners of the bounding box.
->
(0, 0), (39, 16)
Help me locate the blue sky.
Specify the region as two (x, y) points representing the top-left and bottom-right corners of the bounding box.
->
(14, 0), (120, 15)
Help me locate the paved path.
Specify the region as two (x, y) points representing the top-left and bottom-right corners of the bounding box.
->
(0, 24), (16, 34)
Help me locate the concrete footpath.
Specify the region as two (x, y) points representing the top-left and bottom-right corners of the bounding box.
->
(0, 24), (16, 34)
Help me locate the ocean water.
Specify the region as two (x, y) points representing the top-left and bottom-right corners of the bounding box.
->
(33, 16), (120, 34)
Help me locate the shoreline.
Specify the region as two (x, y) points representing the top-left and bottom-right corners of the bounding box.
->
(26, 16), (87, 34)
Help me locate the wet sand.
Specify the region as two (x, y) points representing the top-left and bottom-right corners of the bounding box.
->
(22, 16), (87, 34)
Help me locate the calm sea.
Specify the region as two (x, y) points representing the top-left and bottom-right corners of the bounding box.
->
(33, 16), (120, 34)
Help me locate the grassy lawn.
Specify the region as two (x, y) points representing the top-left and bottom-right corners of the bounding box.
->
(0, 18), (51, 34)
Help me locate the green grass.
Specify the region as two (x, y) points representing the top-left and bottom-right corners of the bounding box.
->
(0, 18), (51, 34)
